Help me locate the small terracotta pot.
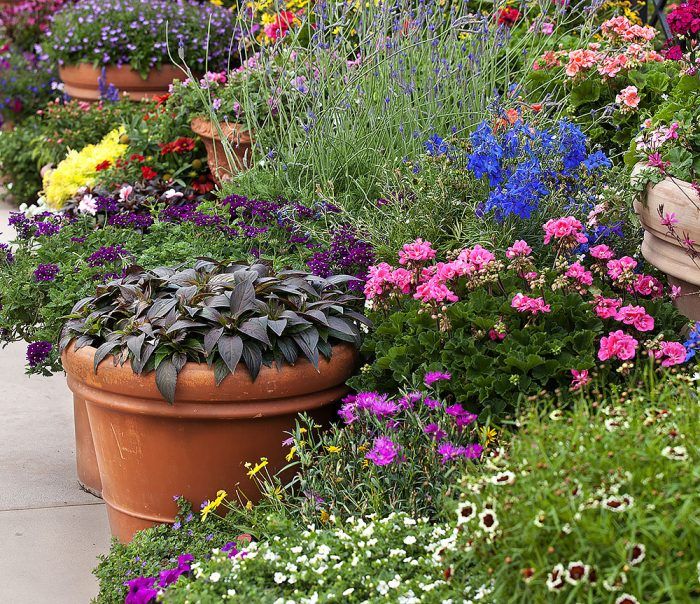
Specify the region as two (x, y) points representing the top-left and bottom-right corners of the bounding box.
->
(73, 395), (102, 497)
(190, 116), (253, 184)
(62, 343), (357, 543)
(634, 170), (700, 320)
(59, 63), (182, 102)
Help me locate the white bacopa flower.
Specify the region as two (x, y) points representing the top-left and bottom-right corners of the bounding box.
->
(478, 510), (499, 533)
(602, 494), (634, 512)
(661, 445), (688, 461)
(342, 588), (354, 596)
(388, 575), (402, 589)
(456, 501), (476, 525)
(209, 572), (221, 583)
(290, 546), (303, 554)
(163, 188), (184, 199)
(274, 572), (286, 584)
(490, 471), (516, 485)
(403, 535), (417, 545)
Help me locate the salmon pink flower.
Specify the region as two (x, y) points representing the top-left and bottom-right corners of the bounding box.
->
(616, 86), (640, 110)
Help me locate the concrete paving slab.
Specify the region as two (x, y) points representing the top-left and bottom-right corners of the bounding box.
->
(0, 342), (100, 510)
(0, 503), (110, 603)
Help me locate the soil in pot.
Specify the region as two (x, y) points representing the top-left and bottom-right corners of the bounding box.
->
(190, 116), (253, 184)
(62, 343), (357, 543)
(59, 63), (182, 102)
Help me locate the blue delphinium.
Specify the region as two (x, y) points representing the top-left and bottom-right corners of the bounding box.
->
(465, 113), (610, 220)
(424, 134), (450, 157)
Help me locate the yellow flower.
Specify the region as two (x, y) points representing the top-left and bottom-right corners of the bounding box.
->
(42, 128), (127, 209)
(210, 0), (223, 5)
(362, 458), (370, 468)
(285, 446), (297, 462)
(245, 500), (253, 511)
(200, 489), (228, 521)
(299, 427), (307, 434)
(325, 445), (342, 454)
(320, 509), (330, 523)
(481, 426), (498, 446)
(246, 457), (269, 478)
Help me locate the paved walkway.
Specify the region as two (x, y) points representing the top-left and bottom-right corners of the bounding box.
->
(0, 200), (111, 602)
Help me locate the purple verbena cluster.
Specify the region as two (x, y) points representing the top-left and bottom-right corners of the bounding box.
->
(307, 225), (375, 289)
(8, 212), (65, 240)
(86, 244), (131, 268)
(34, 263), (60, 282)
(26, 340), (52, 367)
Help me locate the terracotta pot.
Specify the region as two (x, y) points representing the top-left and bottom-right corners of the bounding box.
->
(73, 395), (102, 497)
(59, 63), (182, 102)
(634, 170), (700, 320)
(62, 343), (357, 543)
(190, 116), (253, 184)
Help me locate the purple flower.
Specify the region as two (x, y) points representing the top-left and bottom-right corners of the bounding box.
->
(34, 263), (60, 282)
(366, 436), (400, 466)
(86, 244), (130, 268)
(26, 341), (53, 367)
(124, 576), (157, 604)
(338, 401), (357, 424)
(423, 397), (441, 410)
(0, 243), (14, 264)
(424, 371), (452, 386)
(437, 442), (484, 464)
(424, 423), (447, 441)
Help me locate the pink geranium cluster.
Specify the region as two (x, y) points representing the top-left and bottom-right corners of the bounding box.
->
(511, 293), (551, 315)
(601, 16), (657, 43)
(667, 0), (700, 39)
(543, 216), (587, 246)
(364, 239), (496, 304)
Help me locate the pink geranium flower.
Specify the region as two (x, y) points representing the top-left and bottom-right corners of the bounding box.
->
(398, 238), (436, 265)
(589, 244), (615, 260)
(570, 369), (591, 390)
(598, 330), (638, 361)
(652, 341), (687, 367)
(543, 217), (588, 246)
(511, 293), (551, 315)
(606, 256), (637, 280)
(565, 261), (593, 286)
(506, 239), (532, 259)
(616, 85), (641, 110)
(616, 305), (655, 332)
(594, 296), (622, 319)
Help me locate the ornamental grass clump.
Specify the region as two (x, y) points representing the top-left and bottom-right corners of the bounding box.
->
(46, 0), (241, 76)
(444, 371), (700, 603)
(59, 259), (368, 402)
(354, 218), (689, 417)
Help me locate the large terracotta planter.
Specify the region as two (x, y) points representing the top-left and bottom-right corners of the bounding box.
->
(59, 63), (182, 101)
(62, 343), (357, 543)
(73, 395), (102, 497)
(190, 116), (253, 184)
(634, 172), (700, 320)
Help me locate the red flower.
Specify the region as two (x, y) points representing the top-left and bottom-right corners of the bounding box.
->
(141, 166), (158, 180)
(130, 154), (145, 163)
(191, 175), (215, 194)
(95, 160), (112, 172)
(497, 7), (520, 27)
(155, 93), (170, 107)
(159, 137), (196, 155)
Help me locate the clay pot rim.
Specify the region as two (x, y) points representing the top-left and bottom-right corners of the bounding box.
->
(191, 116), (253, 142)
(633, 162), (697, 196)
(59, 63), (183, 77)
(62, 341), (359, 402)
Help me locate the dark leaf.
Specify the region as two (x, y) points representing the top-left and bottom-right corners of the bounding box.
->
(218, 334), (243, 373)
(155, 357), (179, 404)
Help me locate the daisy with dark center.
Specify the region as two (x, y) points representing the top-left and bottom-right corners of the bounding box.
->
(602, 494), (634, 512)
(565, 560), (590, 585)
(490, 470), (515, 485)
(615, 594), (639, 604)
(628, 543), (646, 566)
(546, 564), (566, 591)
(478, 509), (499, 533)
(455, 501), (476, 525)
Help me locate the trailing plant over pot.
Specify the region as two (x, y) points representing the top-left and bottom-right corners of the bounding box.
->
(60, 259), (368, 403)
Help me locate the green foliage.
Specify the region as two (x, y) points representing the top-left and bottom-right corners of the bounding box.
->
(93, 499), (237, 604)
(60, 260), (367, 402)
(444, 371), (700, 603)
(0, 99), (147, 205)
(160, 512), (460, 603)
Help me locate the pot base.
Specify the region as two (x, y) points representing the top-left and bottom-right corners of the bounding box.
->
(74, 396), (102, 498)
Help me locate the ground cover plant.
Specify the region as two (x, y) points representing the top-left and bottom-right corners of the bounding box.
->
(444, 370), (700, 603)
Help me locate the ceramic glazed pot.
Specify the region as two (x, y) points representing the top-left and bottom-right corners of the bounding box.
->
(73, 395), (103, 497)
(59, 63), (182, 101)
(190, 116), (253, 184)
(634, 173), (700, 320)
(62, 343), (357, 543)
